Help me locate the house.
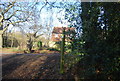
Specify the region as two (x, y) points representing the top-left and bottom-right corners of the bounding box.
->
(51, 27), (75, 42)
(49, 27), (75, 48)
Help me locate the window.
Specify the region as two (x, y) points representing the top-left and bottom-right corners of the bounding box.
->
(55, 34), (58, 38)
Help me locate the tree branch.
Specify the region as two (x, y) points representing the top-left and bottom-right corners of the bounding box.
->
(3, 24), (9, 33)
(4, 10), (18, 20)
(3, 2), (16, 14)
(0, 14), (3, 22)
(33, 29), (40, 37)
(39, 0), (48, 12)
(35, 34), (43, 38)
(8, 20), (27, 25)
(2, 20), (27, 32)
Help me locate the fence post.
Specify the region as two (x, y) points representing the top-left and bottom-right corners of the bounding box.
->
(60, 27), (65, 74)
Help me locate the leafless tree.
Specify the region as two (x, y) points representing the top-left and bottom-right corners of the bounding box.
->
(0, 0), (65, 49)
(0, 1), (37, 48)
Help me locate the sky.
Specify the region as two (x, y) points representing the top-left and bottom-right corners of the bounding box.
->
(7, 1), (71, 33)
(40, 8), (69, 27)
(4, 0), (109, 37)
(38, 1), (70, 27)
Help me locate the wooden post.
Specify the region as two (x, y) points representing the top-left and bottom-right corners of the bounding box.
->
(60, 27), (65, 74)
(0, 31), (3, 49)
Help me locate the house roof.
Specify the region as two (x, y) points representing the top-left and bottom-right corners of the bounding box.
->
(52, 27), (75, 34)
(51, 27), (75, 42)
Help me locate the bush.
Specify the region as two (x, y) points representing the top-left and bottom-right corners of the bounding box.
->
(47, 48), (60, 51)
(37, 41), (42, 49)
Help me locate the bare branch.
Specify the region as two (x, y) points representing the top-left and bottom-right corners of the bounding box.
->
(8, 20), (27, 25)
(3, 24), (9, 33)
(3, 2), (16, 14)
(47, 0), (61, 8)
(33, 29), (40, 37)
(4, 10), (18, 20)
(35, 34), (43, 38)
(39, 0), (48, 12)
(0, 14), (3, 22)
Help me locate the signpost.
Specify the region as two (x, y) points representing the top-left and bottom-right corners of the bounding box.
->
(60, 27), (66, 74)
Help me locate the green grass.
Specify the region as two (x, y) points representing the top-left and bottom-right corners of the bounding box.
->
(2, 48), (25, 53)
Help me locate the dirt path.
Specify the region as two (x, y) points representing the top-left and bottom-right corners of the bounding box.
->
(2, 53), (74, 79)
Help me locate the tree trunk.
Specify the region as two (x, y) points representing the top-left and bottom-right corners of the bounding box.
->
(27, 37), (33, 53)
(0, 31), (3, 49)
(60, 28), (65, 74)
(11, 35), (14, 48)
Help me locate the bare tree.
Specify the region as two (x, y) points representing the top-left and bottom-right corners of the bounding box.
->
(20, 4), (44, 52)
(0, 1), (36, 48)
(26, 25), (44, 52)
(0, 0), (64, 49)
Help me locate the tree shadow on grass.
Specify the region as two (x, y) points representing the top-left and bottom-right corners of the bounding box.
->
(35, 54), (75, 80)
(2, 53), (75, 80)
(2, 54), (40, 78)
